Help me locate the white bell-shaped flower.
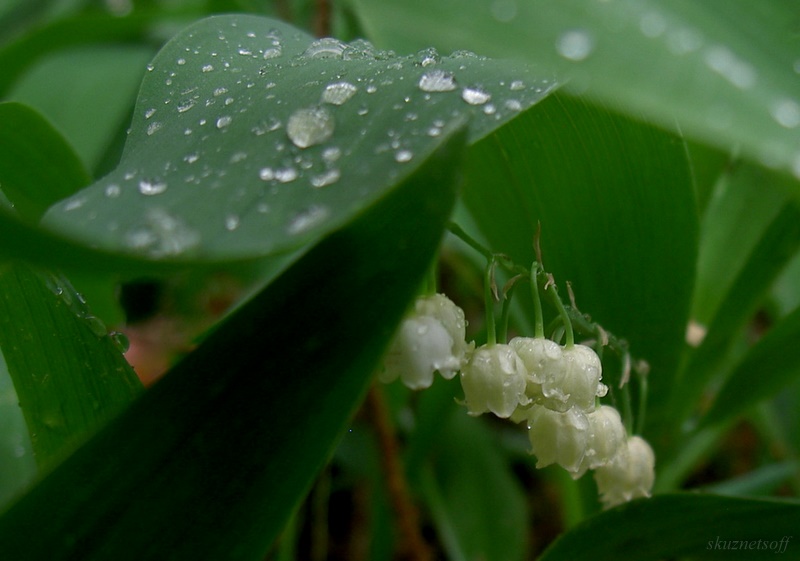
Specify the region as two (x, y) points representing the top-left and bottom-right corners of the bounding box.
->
(460, 344), (529, 418)
(542, 344), (605, 412)
(593, 435), (655, 508)
(572, 405), (628, 478)
(379, 293), (470, 389)
(527, 404), (589, 475)
(509, 336), (562, 401)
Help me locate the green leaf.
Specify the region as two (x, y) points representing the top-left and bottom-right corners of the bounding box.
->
(0, 102), (90, 222)
(428, 412), (529, 561)
(691, 163), (789, 327)
(352, 0), (800, 183)
(460, 93), (698, 430)
(539, 493), (800, 561)
(41, 14), (556, 261)
(8, 46), (155, 171)
(0, 267), (143, 471)
(675, 200), (800, 424)
(0, 353), (36, 508)
(701, 304), (800, 428)
(0, 124), (465, 560)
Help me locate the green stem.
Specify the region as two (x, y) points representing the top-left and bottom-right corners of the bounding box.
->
(447, 222), (493, 261)
(546, 279), (574, 347)
(635, 365), (648, 436)
(484, 259), (497, 345)
(498, 280), (518, 344)
(530, 263), (544, 339)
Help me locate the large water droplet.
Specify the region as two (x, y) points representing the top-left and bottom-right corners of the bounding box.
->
(322, 81), (358, 105)
(418, 69), (457, 92)
(311, 169), (341, 188)
(105, 184), (121, 198)
(461, 86), (491, 105)
(138, 179), (167, 196)
(556, 29), (594, 61)
(286, 106), (335, 148)
(303, 38), (346, 59)
(288, 205), (329, 235)
(225, 214), (240, 231)
(125, 208), (200, 257)
(703, 45), (756, 89)
(216, 115), (233, 129)
(395, 150), (413, 163)
(771, 98), (800, 129)
(275, 167), (298, 183)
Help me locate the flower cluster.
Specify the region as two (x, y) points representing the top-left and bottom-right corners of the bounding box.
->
(378, 292), (654, 508)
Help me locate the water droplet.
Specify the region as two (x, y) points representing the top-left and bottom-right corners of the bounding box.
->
(177, 58), (186, 65)
(84, 315), (108, 338)
(395, 150), (413, 163)
(64, 198), (85, 211)
(770, 98), (800, 129)
(145, 108), (156, 119)
(366, 84), (378, 94)
(105, 184), (121, 198)
(184, 153), (199, 164)
(225, 214), (240, 231)
(238, 48), (253, 56)
(138, 179), (167, 196)
(286, 106), (335, 148)
(263, 46), (282, 59)
(418, 69), (457, 92)
(288, 205), (329, 235)
(303, 38), (346, 59)
(146, 121), (163, 136)
(202, 64), (214, 72)
(259, 167), (275, 181)
(483, 103), (497, 115)
(125, 208), (200, 257)
(417, 48), (440, 67)
(311, 169), (340, 188)
(667, 27), (703, 55)
(510, 80), (525, 91)
(504, 99), (522, 111)
(323, 146), (342, 163)
(639, 11), (667, 38)
(216, 115), (233, 129)
(275, 167), (298, 183)
(111, 331), (130, 353)
(490, 0), (517, 23)
(224, 97), (234, 106)
(703, 45), (756, 89)
(322, 81), (358, 105)
(177, 99), (196, 113)
(461, 86), (491, 105)
(556, 29), (594, 61)
(213, 87), (228, 97)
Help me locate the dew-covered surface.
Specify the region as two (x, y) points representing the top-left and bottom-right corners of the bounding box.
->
(43, 15), (556, 260)
(351, 0), (800, 185)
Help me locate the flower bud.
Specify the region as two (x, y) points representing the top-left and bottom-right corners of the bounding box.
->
(379, 293), (470, 389)
(527, 405), (589, 475)
(593, 435), (655, 508)
(460, 344), (529, 418)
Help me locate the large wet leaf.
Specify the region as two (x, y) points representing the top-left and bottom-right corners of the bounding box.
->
(353, 0), (800, 184)
(42, 14), (555, 261)
(539, 493), (800, 561)
(0, 125), (465, 561)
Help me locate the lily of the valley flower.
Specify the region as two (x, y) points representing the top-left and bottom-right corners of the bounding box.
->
(379, 293), (470, 390)
(593, 435), (656, 508)
(460, 344), (529, 418)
